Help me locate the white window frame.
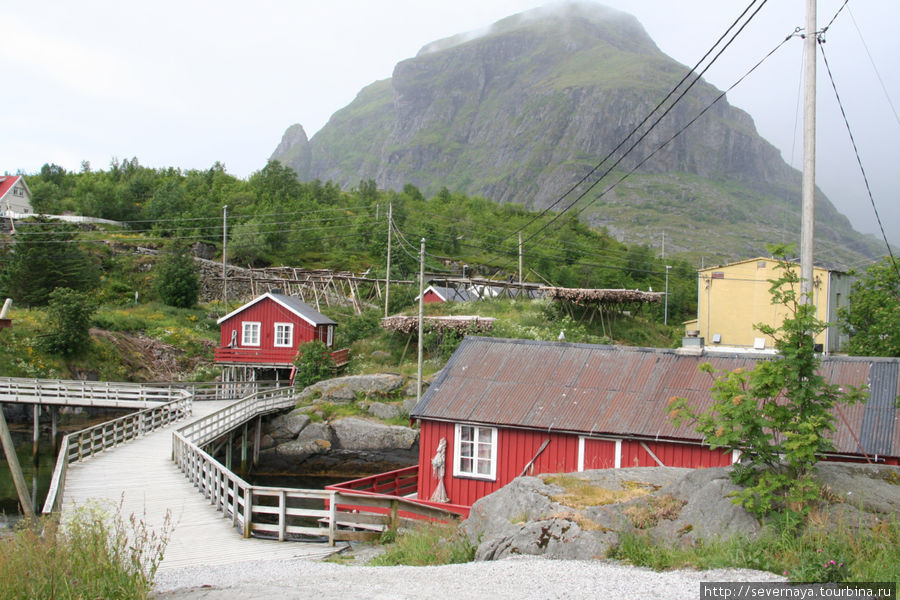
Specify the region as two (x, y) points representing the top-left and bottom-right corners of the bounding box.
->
(453, 423), (497, 480)
(274, 322), (294, 348)
(326, 325), (334, 347)
(241, 321), (261, 346)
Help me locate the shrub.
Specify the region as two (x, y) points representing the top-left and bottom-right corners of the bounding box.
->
(292, 340), (335, 389)
(0, 500), (170, 599)
(369, 521), (475, 566)
(153, 248), (199, 308)
(39, 287), (97, 355)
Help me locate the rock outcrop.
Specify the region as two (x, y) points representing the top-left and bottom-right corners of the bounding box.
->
(257, 373), (424, 475)
(462, 463), (900, 562)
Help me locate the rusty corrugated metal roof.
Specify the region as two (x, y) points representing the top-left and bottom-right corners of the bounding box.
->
(412, 337), (900, 458)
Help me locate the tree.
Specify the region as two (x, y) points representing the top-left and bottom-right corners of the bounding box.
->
(0, 219), (100, 307)
(838, 257), (900, 357)
(40, 288), (97, 355)
(668, 246), (866, 517)
(154, 248), (200, 308)
(292, 340), (335, 389)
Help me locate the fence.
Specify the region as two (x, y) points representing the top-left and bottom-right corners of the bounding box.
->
(0, 376), (185, 408)
(173, 388), (462, 544)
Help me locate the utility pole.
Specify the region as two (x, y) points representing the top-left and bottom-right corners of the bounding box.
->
(222, 205), (228, 307)
(385, 203), (392, 318)
(800, 0), (817, 304)
(518, 232), (523, 286)
(664, 265), (672, 326)
(417, 238), (425, 402)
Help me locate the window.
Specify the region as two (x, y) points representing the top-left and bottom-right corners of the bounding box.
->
(241, 322), (260, 346)
(274, 323), (293, 347)
(453, 424), (497, 480)
(326, 325), (334, 347)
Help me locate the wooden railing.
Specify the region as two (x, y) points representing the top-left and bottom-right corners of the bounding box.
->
(173, 388), (461, 544)
(0, 376), (181, 408)
(42, 393), (192, 514)
(145, 380), (288, 402)
(213, 347), (351, 368)
(328, 467), (471, 519)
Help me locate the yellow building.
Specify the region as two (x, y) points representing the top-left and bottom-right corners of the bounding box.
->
(687, 257), (849, 353)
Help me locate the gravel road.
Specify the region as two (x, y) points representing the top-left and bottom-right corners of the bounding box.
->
(152, 553), (786, 600)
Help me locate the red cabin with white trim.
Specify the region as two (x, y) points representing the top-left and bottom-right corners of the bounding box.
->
(214, 292), (347, 384)
(407, 337), (900, 508)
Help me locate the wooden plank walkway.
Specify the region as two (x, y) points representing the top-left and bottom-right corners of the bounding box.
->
(62, 400), (343, 571)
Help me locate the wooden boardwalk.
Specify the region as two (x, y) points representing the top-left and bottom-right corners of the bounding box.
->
(62, 400), (343, 571)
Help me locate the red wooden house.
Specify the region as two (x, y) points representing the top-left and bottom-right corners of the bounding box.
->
(214, 291), (348, 385)
(335, 337), (899, 510)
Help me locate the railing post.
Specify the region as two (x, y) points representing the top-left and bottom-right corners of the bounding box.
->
(390, 499), (399, 532)
(278, 490), (286, 542)
(328, 490), (337, 546)
(242, 486), (252, 538)
(231, 478), (239, 527)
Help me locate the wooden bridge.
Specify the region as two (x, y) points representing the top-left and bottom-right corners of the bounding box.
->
(24, 379), (462, 570)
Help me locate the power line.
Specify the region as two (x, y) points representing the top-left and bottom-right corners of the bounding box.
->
(818, 40), (900, 281)
(500, 0), (771, 245)
(500, 24), (795, 279)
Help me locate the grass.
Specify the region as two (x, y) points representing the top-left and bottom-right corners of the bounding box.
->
(368, 521), (475, 566)
(0, 499), (170, 600)
(545, 475), (659, 510)
(607, 510), (900, 584)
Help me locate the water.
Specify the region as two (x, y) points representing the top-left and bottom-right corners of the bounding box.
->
(0, 429), (57, 526)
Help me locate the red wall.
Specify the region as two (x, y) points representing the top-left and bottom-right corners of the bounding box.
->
(418, 420), (733, 506)
(423, 290), (444, 304)
(418, 421), (580, 506)
(219, 298), (326, 363)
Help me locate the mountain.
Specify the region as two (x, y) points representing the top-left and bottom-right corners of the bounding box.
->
(271, 2), (882, 269)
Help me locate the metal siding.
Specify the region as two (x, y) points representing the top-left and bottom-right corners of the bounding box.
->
(415, 338), (900, 461)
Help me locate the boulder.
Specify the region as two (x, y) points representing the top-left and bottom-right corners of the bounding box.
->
(367, 401), (403, 420)
(299, 374), (407, 404)
(267, 411), (310, 442)
(296, 422), (334, 445)
(331, 417), (417, 451)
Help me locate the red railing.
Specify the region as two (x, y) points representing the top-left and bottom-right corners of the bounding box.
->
(214, 347), (294, 364)
(213, 346), (350, 367)
(330, 348), (350, 367)
(327, 466), (470, 519)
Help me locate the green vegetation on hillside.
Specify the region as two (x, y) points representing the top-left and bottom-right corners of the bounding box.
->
(0, 158), (697, 380)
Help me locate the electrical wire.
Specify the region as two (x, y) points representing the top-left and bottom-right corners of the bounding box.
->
(818, 40), (900, 281)
(499, 0), (770, 244)
(504, 25), (797, 276)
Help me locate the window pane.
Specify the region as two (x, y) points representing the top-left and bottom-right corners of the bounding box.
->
(460, 426), (473, 442)
(476, 460), (490, 475)
(477, 427), (492, 443)
(460, 458), (472, 473)
(460, 442), (473, 458)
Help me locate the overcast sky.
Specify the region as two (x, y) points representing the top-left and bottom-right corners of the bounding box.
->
(3, 1), (898, 246)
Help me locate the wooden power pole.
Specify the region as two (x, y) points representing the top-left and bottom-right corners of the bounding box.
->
(385, 202), (392, 318)
(800, 0), (817, 303)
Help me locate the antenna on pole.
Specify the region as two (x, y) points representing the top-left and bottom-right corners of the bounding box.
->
(222, 205), (228, 307)
(417, 238), (425, 402)
(385, 202), (392, 318)
(800, 0), (817, 303)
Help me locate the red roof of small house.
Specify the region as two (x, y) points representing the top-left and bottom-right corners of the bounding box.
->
(411, 337), (900, 459)
(0, 175), (28, 200)
(217, 292), (336, 327)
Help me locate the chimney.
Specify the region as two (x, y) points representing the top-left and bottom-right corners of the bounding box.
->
(676, 333), (704, 356)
